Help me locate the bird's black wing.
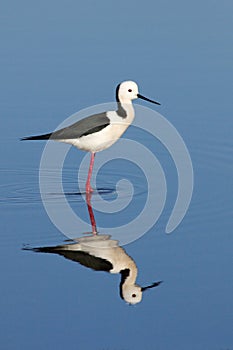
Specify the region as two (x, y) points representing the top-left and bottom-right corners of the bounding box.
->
(29, 246), (113, 272)
(21, 112), (110, 141)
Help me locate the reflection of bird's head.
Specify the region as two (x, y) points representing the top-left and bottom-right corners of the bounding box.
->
(122, 284), (143, 305)
(120, 268), (163, 305)
(121, 282), (163, 305)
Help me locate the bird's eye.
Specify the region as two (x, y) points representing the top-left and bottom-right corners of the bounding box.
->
(132, 294), (136, 298)
(128, 89), (132, 92)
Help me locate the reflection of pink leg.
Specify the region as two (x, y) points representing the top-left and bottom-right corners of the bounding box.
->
(85, 152), (95, 193)
(86, 192), (97, 234)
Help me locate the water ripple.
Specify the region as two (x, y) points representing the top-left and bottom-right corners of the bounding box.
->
(0, 166), (147, 206)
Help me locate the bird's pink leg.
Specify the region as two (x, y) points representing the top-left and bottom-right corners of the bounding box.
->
(85, 152), (95, 193)
(86, 191), (97, 234)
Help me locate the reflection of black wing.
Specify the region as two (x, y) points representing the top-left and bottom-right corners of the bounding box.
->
(32, 246), (113, 272)
(21, 112), (110, 140)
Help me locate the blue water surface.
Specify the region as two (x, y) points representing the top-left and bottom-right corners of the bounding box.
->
(0, 1), (232, 349)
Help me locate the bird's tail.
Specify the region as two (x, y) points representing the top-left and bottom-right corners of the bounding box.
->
(22, 241), (79, 254)
(23, 245), (57, 253)
(20, 133), (52, 141)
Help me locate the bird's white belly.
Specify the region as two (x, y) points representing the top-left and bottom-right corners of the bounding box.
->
(60, 123), (130, 152)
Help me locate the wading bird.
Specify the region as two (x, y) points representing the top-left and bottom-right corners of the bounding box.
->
(21, 81), (160, 193)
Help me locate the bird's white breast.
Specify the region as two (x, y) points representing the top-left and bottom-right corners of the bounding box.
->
(60, 107), (135, 152)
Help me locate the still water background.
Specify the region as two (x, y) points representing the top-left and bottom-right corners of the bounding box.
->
(1, 0), (232, 349)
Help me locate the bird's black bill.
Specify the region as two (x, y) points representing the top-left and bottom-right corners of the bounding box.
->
(137, 93), (161, 105)
(141, 280), (163, 292)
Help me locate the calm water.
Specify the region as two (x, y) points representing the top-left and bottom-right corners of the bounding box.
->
(1, 1), (233, 349)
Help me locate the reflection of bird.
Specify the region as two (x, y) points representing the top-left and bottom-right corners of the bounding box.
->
(21, 81), (160, 193)
(26, 235), (162, 304)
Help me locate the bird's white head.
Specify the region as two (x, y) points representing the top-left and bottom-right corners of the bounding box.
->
(122, 280), (163, 305)
(122, 284), (143, 305)
(116, 81), (139, 103)
(116, 80), (161, 105)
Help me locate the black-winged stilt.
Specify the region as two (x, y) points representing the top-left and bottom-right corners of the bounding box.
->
(21, 81), (160, 193)
(25, 234), (162, 304)
(23, 189), (162, 304)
